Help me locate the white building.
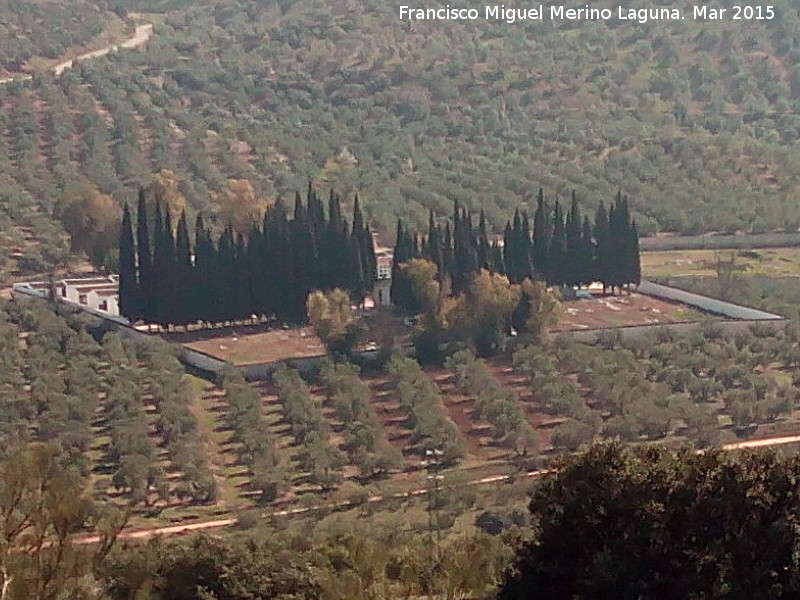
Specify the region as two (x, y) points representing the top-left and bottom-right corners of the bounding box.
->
(374, 249), (393, 307)
(13, 274), (121, 317)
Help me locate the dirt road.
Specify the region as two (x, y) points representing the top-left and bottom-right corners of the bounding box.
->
(0, 23), (153, 85)
(72, 433), (800, 545)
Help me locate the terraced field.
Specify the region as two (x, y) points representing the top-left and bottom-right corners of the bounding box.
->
(177, 319), (800, 519)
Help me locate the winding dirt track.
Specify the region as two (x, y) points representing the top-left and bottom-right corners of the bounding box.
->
(72, 433), (800, 545)
(0, 23), (153, 85)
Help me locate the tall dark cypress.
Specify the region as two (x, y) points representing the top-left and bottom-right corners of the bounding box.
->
(502, 220), (514, 280)
(174, 211), (192, 325)
(580, 215), (595, 287)
(565, 193), (582, 287)
(477, 210), (490, 271)
(548, 200), (566, 286)
(118, 203), (139, 321)
(608, 193), (629, 291)
(136, 190), (154, 323)
(289, 193), (316, 322)
(216, 225), (236, 322)
(351, 195), (376, 304)
(452, 202), (468, 293)
(152, 206), (176, 326)
(246, 221), (265, 318)
(233, 233), (251, 319)
(532, 189), (550, 279)
(594, 202), (610, 293)
(425, 211), (443, 274)
(509, 209), (522, 283)
(390, 219), (419, 311)
(362, 220), (377, 291)
(264, 200), (293, 322)
(442, 222), (453, 280)
(193, 214), (214, 322)
(151, 200), (163, 323)
(453, 208), (478, 292)
(519, 211), (532, 281)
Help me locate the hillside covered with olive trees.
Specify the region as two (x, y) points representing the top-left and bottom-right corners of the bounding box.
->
(3, 0), (800, 273)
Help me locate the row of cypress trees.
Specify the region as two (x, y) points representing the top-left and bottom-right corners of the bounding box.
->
(391, 191), (641, 309)
(119, 186), (377, 326)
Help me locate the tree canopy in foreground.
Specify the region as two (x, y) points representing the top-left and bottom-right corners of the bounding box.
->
(499, 444), (800, 600)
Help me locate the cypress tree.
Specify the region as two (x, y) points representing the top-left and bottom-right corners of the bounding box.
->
(136, 189), (154, 323)
(580, 215), (595, 287)
(152, 206), (176, 326)
(442, 221), (453, 281)
(594, 203), (610, 293)
(362, 219), (377, 290)
(216, 225), (236, 323)
(118, 203), (139, 321)
(477, 210), (490, 271)
(174, 211), (192, 325)
(532, 189), (550, 278)
(290, 193), (316, 322)
(452, 202), (468, 293)
(520, 211), (532, 281)
(502, 220), (514, 280)
(246, 220), (266, 318)
(425, 211), (443, 274)
(151, 201), (164, 323)
(453, 208), (478, 292)
(608, 202), (620, 291)
(608, 193), (629, 292)
(548, 200), (566, 286)
(264, 200), (293, 322)
(351, 195), (376, 304)
(509, 209), (522, 283)
(565, 193), (582, 288)
(234, 233), (250, 319)
(320, 190), (342, 291)
(390, 219), (418, 311)
(193, 214), (214, 323)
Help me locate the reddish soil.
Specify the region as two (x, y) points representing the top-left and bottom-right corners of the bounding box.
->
(428, 368), (487, 458)
(552, 292), (701, 332)
(185, 326), (326, 365)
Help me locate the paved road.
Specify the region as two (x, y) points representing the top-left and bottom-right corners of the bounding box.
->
(0, 23), (153, 85)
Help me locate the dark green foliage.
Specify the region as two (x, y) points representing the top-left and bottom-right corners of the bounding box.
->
(393, 191), (641, 305)
(124, 186), (376, 326)
(118, 203), (138, 321)
(135, 190), (154, 321)
(500, 444), (800, 600)
(107, 534), (322, 600)
(390, 219), (420, 311)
